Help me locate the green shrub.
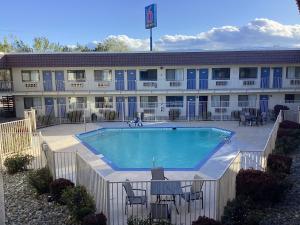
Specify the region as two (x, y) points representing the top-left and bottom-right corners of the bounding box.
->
(267, 154), (293, 175)
(274, 105), (289, 119)
(82, 213), (107, 225)
(4, 154), (33, 174)
(28, 167), (53, 194)
(222, 196), (263, 225)
(236, 169), (282, 204)
(62, 186), (95, 221)
(192, 216), (223, 225)
(274, 136), (299, 154)
(49, 178), (74, 203)
(279, 120), (300, 129)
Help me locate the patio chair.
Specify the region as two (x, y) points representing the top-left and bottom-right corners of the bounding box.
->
(151, 167), (168, 180)
(122, 179), (147, 214)
(149, 203), (171, 223)
(127, 117), (143, 127)
(181, 174), (204, 212)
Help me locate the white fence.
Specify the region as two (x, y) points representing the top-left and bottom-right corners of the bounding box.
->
(0, 109), (291, 224)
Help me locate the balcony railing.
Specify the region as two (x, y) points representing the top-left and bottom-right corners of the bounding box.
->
(115, 80), (125, 90)
(0, 81), (13, 92)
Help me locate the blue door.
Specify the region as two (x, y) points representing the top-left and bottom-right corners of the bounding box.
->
(115, 70), (125, 90)
(186, 96), (196, 119)
(55, 71), (65, 91)
(199, 96), (208, 120)
(43, 71), (52, 91)
(128, 96), (137, 119)
(273, 67), (282, 88)
(44, 97), (54, 116)
(199, 69), (208, 89)
(261, 68), (270, 88)
(127, 70), (136, 91)
(57, 97), (66, 118)
(259, 95), (269, 113)
(187, 69), (196, 89)
(116, 97), (125, 120)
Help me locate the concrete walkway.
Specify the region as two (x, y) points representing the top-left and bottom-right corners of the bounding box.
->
(40, 121), (273, 181)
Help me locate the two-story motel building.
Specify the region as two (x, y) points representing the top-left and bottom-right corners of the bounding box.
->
(0, 49), (299, 120)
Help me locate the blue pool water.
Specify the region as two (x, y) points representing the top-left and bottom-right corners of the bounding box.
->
(77, 127), (233, 170)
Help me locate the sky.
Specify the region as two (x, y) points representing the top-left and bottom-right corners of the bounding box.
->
(1, 0), (300, 51)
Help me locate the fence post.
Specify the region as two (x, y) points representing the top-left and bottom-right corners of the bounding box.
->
(52, 151), (56, 180)
(75, 151), (79, 186)
(106, 180), (110, 225)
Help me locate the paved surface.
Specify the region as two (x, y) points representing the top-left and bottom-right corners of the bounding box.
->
(0, 171), (5, 225)
(40, 121), (273, 181)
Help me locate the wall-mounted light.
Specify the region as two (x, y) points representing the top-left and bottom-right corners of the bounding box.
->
(160, 67), (164, 70)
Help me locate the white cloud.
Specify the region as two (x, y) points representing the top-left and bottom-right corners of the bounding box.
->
(88, 18), (300, 51)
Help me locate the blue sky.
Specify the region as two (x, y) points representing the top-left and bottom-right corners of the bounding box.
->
(1, 0), (300, 50)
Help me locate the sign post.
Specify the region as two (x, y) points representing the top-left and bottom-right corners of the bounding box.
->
(145, 4), (157, 51)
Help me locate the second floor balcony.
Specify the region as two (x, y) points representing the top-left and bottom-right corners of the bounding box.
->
(0, 81), (13, 92)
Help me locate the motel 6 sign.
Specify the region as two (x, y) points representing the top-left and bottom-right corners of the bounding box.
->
(145, 4), (157, 29)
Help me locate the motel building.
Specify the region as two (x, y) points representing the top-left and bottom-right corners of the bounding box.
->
(0, 49), (299, 123)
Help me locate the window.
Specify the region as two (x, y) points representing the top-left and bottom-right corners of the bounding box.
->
(24, 97), (42, 109)
(238, 95), (257, 107)
(140, 96), (158, 108)
(95, 97), (113, 108)
(286, 67), (300, 79)
(239, 67), (258, 79)
(166, 69), (184, 81)
(212, 68), (230, 80)
(211, 95), (230, 107)
(166, 96), (183, 107)
(140, 69), (157, 81)
(94, 70), (112, 81)
(67, 70), (85, 81)
(22, 70), (39, 82)
(0, 70), (11, 81)
(68, 97), (87, 109)
(285, 94), (300, 103)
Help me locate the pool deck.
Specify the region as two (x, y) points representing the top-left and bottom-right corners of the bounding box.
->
(40, 121), (274, 181)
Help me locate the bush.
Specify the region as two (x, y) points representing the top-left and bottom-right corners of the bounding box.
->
(82, 213), (107, 225)
(267, 154), (293, 175)
(277, 128), (300, 139)
(4, 154), (33, 174)
(274, 136), (300, 154)
(222, 196), (263, 225)
(62, 186), (96, 221)
(28, 167), (53, 194)
(169, 109), (180, 121)
(279, 120), (300, 129)
(274, 105), (289, 118)
(236, 169), (282, 204)
(49, 178), (74, 203)
(192, 216), (223, 225)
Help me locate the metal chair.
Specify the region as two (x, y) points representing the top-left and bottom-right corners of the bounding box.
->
(122, 179), (147, 214)
(181, 174), (204, 213)
(151, 167), (168, 180)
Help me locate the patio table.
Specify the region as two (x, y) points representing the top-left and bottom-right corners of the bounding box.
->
(151, 181), (183, 214)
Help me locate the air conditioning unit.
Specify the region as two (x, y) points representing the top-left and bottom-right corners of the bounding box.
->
(143, 82), (157, 88)
(25, 83), (38, 88)
(169, 81), (181, 87)
(243, 80), (255, 85)
(215, 108), (227, 113)
(71, 83), (84, 88)
(216, 81), (227, 86)
(97, 82), (110, 87)
(290, 80), (300, 85)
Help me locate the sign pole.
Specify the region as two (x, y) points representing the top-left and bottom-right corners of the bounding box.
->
(150, 28), (153, 51)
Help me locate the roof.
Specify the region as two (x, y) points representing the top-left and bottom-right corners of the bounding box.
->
(1, 49), (300, 68)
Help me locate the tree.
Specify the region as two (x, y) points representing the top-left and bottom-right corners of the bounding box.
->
(94, 38), (129, 52)
(33, 37), (64, 52)
(12, 39), (32, 52)
(0, 37), (13, 52)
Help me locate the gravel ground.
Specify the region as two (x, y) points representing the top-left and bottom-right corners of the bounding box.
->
(3, 171), (70, 225)
(260, 153), (300, 225)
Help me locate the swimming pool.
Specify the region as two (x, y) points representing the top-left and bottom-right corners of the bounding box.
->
(77, 127), (233, 171)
